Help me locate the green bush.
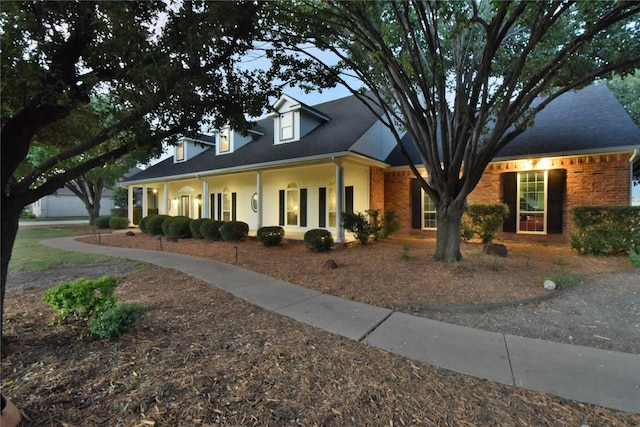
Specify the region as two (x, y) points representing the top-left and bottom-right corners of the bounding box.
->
(94, 216), (112, 229)
(200, 220), (225, 241)
(463, 204), (510, 243)
(304, 229), (334, 252)
(343, 211), (372, 245)
(108, 216), (130, 229)
(571, 206), (640, 255)
(89, 302), (145, 339)
(43, 276), (118, 319)
(189, 218), (209, 239)
(167, 216), (193, 238)
(220, 221), (249, 242)
(20, 209), (36, 219)
(110, 207), (127, 218)
(146, 214), (170, 235)
(257, 226), (285, 247)
(138, 215), (152, 233)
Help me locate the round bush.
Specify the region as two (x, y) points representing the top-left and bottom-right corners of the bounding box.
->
(108, 216), (130, 229)
(200, 220), (225, 241)
(220, 221), (249, 242)
(304, 229), (334, 252)
(146, 214), (170, 235)
(138, 215), (153, 233)
(257, 226), (285, 247)
(168, 216), (193, 238)
(189, 218), (209, 239)
(94, 216), (112, 229)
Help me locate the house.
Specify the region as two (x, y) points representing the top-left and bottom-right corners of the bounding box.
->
(122, 85), (640, 243)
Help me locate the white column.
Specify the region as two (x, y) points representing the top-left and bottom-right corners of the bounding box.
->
(163, 182), (169, 215)
(201, 180), (209, 218)
(256, 171), (263, 229)
(142, 185), (148, 219)
(128, 186), (134, 224)
(335, 161), (345, 243)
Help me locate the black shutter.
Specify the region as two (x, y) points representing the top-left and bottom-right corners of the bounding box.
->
(217, 193), (222, 221)
(300, 189), (308, 227)
(318, 187), (327, 228)
(279, 190), (285, 226)
(231, 193), (237, 221)
(345, 186), (354, 214)
(411, 179), (422, 229)
(547, 169), (566, 234)
(502, 172), (518, 232)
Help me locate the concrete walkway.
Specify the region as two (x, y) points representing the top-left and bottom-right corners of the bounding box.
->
(41, 236), (640, 414)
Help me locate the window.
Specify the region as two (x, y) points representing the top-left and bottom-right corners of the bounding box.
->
(219, 129), (230, 152)
(328, 180), (337, 227)
(518, 171), (546, 233)
(286, 182), (299, 225)
(422, 191), (437, 229)
(175, 141), (185, 161)
(222, 187), (232, 221)
(180, 195), (190, 217)
(280, 112), (294, 141)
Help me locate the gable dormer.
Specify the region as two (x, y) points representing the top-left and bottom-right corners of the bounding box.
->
(213, 125), (264, 155)
(174, 136), (215, 163)
(267, 95), (331, 145)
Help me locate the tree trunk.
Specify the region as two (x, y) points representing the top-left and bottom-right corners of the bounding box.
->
(433, 199), (465, 262)
(88, 194), (101, 225)
(1, 198), (22, 340)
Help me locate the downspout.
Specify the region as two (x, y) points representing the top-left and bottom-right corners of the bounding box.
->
(630, 149), (638, 206)
(332, 156), (345, 243)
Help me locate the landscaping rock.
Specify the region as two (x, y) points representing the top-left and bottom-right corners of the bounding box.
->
(125, 231), (136, 236)
(323, 259), (339, 270)
(543, 279), (557, 290)
(483, 243), (508, 257)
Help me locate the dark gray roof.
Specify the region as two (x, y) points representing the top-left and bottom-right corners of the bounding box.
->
(385, 84), (640, 166)
(124, 94), (381, 183)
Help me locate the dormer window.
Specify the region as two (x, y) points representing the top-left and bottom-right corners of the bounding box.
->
(219, 129), (230, 152)
(175, 140), (185, 162)
(280, 112), (294, 141)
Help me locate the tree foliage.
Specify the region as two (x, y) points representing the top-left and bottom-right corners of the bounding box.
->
(0, 1), (279, 334)
(607, 71), (640, 127)
(271, 0), (640, 261)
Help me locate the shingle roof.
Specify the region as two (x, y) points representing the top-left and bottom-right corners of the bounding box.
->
(385, 84), (640, 166)
(124, 94), (381, 182)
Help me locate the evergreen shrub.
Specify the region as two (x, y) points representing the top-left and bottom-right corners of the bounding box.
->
(108, 216), (130, 229)
(94, 216), (112, 229)
(257, 226), (285, 247)
(42, 276), (118, 319)
(220, 221), (249, 242)
(167, 216), (193, 238)
(304, 229), (334, 252)
(89, 303), (145, 339)
(200, 220), (225, 241)
(146, 214), (170, 235)
(189, 218), (209, 239)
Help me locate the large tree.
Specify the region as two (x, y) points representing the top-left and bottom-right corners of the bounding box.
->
(271, 0), (640, 261)
(1, 1), (277, 335)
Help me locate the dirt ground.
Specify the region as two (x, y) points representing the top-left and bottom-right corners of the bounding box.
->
(2, 229), (639, 425)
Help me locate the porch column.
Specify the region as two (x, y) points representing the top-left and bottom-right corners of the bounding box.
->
(142, 185), (148, 218)
(335, 160), (345, 243)
(256, 171), (263, 229)
(162, 183), (169, 215)
(201, 179), (209, 218)
(128, 186), (134, 224)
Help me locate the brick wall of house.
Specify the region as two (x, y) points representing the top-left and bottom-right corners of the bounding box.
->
(384, 152), (632, 243)
(369, 167), (386, 212)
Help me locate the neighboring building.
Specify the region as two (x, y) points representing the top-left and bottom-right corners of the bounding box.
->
(122, 85), (640, 243)
(31, 167), (141, 218)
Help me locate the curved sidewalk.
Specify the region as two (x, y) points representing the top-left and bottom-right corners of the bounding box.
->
(42, 236), (640, 414)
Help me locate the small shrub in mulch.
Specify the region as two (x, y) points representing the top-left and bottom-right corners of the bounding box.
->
(257, 226), (285, 247)
(189, 218), (209, 239)
(94, 216), (112, 229)
(89, 302), (145, 339)
(167, 216), (192, 239)
(220, 221), (249, 242)
(304, 229), (334, 252)
(108, 217), (130, 230)
(146, 215), (170, 235)
(42, 276), (118, 320)
(200, 220), (225, 241)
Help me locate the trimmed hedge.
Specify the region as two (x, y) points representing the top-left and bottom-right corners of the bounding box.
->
(189, 218), (209, 239)
(220, 221), (249, 242)
(167, 216), (192, 239)
(95, 216), (112, 229)
(304, 229), (334, 252)
(138, 215), (152, 233)
(146, 214), (170, 235)
(571, 206), (640, 255)
(200, 220), (225, 241)
(257, 226), (285, 247)
(462, 203), (510, 243)
(108, 216), (130, 229)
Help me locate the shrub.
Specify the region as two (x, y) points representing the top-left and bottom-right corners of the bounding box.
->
(110, 207), (127, 218)
(161, 216), (175, 235)
(89, 303), (145, 339)
(189, 218), (209, 239)
(200, 220), (225, 241)
(464, 204), (510, 243)
(146, 214), (170, 235)
(304, 229), (334, 252)
(20, 209), (36, 219)
(138, 215), (153, 233)
(220, 221), (249, 242)
(167, 216), (193, 238)
(94, 216), (112, 229)
(108, 216), (130, 229)
(382, 210), (401, 239)
(257, 226), (285, 247)
(43, 276), (118, 319)
(571, 206), (640, 255)
(343, 211), (372, 245)
(629, 249), (640, 268)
